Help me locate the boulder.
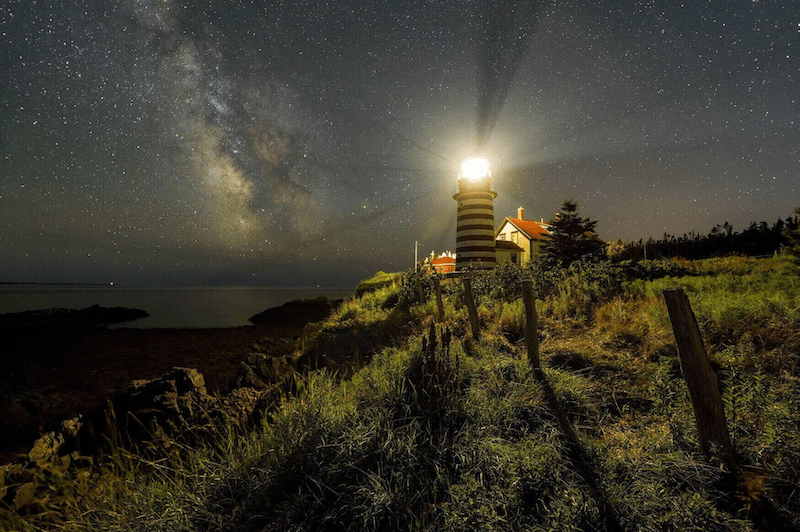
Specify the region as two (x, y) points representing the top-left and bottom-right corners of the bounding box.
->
(248, 296), (336, 325)
(223, 386), (280, 427)
(0, 305), (149, 334)
(28, 432), (64, 464)
(17, 367), (213, 462)
(233, 352), (303, 391)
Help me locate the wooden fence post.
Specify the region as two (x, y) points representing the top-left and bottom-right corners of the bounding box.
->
(522, 280), (543, 379)
(434, 278), (445, 321)
(662, 287), (734, 461)
(415, 276), (425, 302)
(462, 277), (481, 341)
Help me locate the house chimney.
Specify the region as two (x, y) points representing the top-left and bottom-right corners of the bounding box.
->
(517, 206), (524, 220)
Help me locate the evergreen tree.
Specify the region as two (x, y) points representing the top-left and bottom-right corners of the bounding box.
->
(783, 207), (800, 266)
(540, 200), (605, 266)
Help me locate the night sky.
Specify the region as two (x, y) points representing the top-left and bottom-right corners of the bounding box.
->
(1, 1), (798, 287)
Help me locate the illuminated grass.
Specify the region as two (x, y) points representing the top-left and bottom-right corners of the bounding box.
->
(6, 259), (800, 530)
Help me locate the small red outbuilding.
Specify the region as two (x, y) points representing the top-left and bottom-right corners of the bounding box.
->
(430, 255), (456, 273)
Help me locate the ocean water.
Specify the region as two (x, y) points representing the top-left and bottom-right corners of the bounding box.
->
(0, 285), (354, 329)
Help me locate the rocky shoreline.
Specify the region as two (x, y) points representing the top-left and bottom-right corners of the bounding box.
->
(0, 297), (339, 464)
(0, 364), (285, 517)
(1, 297), (341, 516)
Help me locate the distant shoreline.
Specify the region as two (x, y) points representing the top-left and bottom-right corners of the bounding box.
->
(0, 285), (354, 328)
(0, 282), (112, 286)
(0, 282), (354, 289)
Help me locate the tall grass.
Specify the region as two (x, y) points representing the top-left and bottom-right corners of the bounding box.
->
(6, 256), (800, 530)
(627, 256), (800, 325)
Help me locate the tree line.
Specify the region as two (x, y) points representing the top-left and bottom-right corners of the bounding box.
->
(608, 216), (799, 261)
(539, 200), (800, 265)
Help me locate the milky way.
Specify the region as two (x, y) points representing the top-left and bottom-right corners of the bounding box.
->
(1, 0), (798, 286)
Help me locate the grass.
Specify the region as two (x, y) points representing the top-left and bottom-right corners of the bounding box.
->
(627, 256), (800, 325)
(355, 271), (403, 297)
(4, 257), (800, 530)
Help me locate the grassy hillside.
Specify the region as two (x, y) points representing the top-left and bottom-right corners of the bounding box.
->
(3, 257), (799, 531)
(355, 271), (403, 297)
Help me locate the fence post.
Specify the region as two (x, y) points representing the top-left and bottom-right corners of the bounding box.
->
(415, 276), (425, 302)
(462, 277), (481, 341)
(434, 278), (445, 321)
(522, 280), (543, 380)
(662, 287), (734, 461)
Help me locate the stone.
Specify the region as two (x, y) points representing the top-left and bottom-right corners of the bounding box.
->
(178, 367), (206, 393)
(248, 297), (335, 325)
(28, 432), (64, 463)
(12, 481), (36, 510)
(61, 417), (82, 439)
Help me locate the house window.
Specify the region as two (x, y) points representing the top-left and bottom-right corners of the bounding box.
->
(511, 253), (517, 264)
(497, 234), (505, 241)
(511, 231), (518, 244)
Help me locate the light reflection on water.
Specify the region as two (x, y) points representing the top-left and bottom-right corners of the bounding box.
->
(0, 286), (354, 329)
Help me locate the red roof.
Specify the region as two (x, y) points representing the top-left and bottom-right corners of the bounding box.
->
(431, 256), (456, 265)
(506, 217), (551, 240)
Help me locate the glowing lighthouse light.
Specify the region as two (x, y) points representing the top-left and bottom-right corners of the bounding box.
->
(460, 157), (491, 181)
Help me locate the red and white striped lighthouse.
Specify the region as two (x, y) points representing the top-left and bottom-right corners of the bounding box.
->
(453, 157), (497, 270)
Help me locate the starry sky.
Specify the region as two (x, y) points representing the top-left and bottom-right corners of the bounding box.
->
(1, 1), (798, 287)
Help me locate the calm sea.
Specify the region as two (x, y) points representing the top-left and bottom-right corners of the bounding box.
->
(0, 285), (355, 329)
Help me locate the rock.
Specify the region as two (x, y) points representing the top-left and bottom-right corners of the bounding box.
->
(12, 481), (36, 511)
(3, 367), (215, 463)
(61, 417), (82, 440)
(233, 352), (299, 390)
(223, 386), (279, 427)
(180, 367), (206, 393)
(119, 367), (213, 449)
(0, 305), (149, 334)
(82, 304), (149, 325)
(248, 296), (336, 325)
(0, 462), (25, 501)
(235, 359), (268, 390)
(28, 432), (64, 463)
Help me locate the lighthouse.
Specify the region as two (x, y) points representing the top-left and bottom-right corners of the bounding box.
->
(453, 157), (497, 270)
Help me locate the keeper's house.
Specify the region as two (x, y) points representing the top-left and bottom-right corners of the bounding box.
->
(494, 207), (552, 266)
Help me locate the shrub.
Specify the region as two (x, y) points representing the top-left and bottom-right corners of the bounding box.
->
(398, 268), (443, 308)
(618, 258), (695, 281)
(528, 259), (625, 323)
(452, 259), (624, 323)
(464, 262), (525, 302)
